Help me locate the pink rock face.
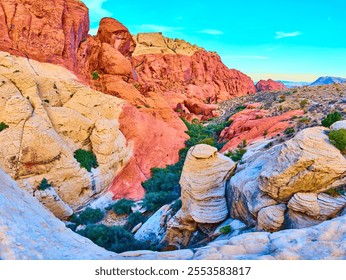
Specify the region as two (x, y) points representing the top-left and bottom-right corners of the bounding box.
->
(133, 50), (256, 120)
(256, 79), (286, 92)
(219, 108), (304, 152)
(111, 104), (187, 199)
(0, 0), (89, 71)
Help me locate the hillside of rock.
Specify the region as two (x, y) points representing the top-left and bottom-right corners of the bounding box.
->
(132, 32), (256, 121)
(256, 79), (286, 92)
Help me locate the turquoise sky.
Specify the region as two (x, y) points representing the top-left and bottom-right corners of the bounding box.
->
(82, 0), (346, 82)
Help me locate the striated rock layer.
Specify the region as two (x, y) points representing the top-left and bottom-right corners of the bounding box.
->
(2, 163), (346, 260)
(226, 127), (346, 229)
(0, 51), (131, 209)
(161, 144), (236, 249)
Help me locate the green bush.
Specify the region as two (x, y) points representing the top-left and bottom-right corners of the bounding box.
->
(113, 199), (135, 215)
(142, 191), (178, 212)
(74, 149), (99, 172)
(77, 225), (148, 253)
(126, 212), (147, 231)
(92, 70), (99, 80)
(219, 225), (232, 234)
(322, 112), (342, 127)
(0, 122), (9, 132)
(37, 178), (52, 191)
(75, 207), (104, 225)
(225, 148), (247, 162)
(328, 129), (346, 153)
(299, 99), (308, 109)
(284, 127), (295, 136)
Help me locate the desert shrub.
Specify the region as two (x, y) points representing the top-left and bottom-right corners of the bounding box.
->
(324, 187), (345, 197)
(92, 70), (99, 80)
(219, 225), (231, 234)
(284, 127), (295, 136)
(235, 105), (246, 112)
(0, 122), (9, 132)
(328, 129), (346, 153)
(77, 225), (148, 253)
(74, 149), (99, 172)
(225, 148), (247, 162)
(113, 199), (135, 215)
(126, 212), (147, 230)
(322, 112), (342, 127)
(142, 191), (178, 212)
(299, 116), (310, 123)
(300, 99), (308, 109)
(75, 207), (104, 225)
(37, 178), (52, 191)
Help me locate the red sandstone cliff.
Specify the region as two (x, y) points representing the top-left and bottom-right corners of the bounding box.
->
(0, 0), (259, 200)
(255, 79), (286, 92)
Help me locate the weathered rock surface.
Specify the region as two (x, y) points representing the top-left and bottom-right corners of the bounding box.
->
(220, 107), (304, 151)
(133, 32), (256, 121)
(0, 52), (130, 209)
(161, 144), (235, 248)
(255, 79), (286, 92)
(286, 192), (346, 228)
(134, 204), (173, 245)
(227, 127), (346, 228)
(330, 120), (346, 131)
(0, 167), (121, 260)
(180, 144), (236, 223)
(257, 204), (286, 232)
(2, 164), (346, 260)
(0, 0), (89, 71)
(33, 187), (73, 220)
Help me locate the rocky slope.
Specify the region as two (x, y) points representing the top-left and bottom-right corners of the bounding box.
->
(132, 32), (256, 121)
(310, 76), (346, 86)
(255, 79), (286, 92)
(2, 145), (346, 260)
(0, 0), (188, 200)
(0, 51), (131, 210)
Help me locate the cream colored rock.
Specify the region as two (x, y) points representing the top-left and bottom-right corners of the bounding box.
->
(257, 204), (286, 232)
(0, 167), (121, 260)
(33, 186), (73, 220)
(133, 32), (202, 56)
(180, 144), (236, 223)
(287, 192), (346, 228)
(134, 204), (172, 245)
(227, 127), (346, 229)
(259, 127), (346, 200)
(330, 120), (346, 131)
(160, 144), (236, 249)
(0, 51), (131, 209)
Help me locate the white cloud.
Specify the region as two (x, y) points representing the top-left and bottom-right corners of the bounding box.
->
(198, 29), (224, 35)
(137, 24), (184, 33)
(82, 0), (112, 22)
(275, 31), (302, 39)
(223, 55), (269, 60)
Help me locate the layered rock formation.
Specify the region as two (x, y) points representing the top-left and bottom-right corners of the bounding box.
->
(0, 51), (131, 210)
(0, 0), (89, 71)
(133, 32), (256, 121)
(227, 127), (346, 230)
(219, 105), (304, 152)
(161, 144), (235, 249)
(2, 164), (346, 260)
(0, 167), (121, 260)
(256, 79), (286, 92)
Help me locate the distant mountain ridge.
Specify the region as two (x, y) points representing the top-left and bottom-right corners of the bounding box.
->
(309, 76), (346, 86)
(279, 81), (310, 88)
